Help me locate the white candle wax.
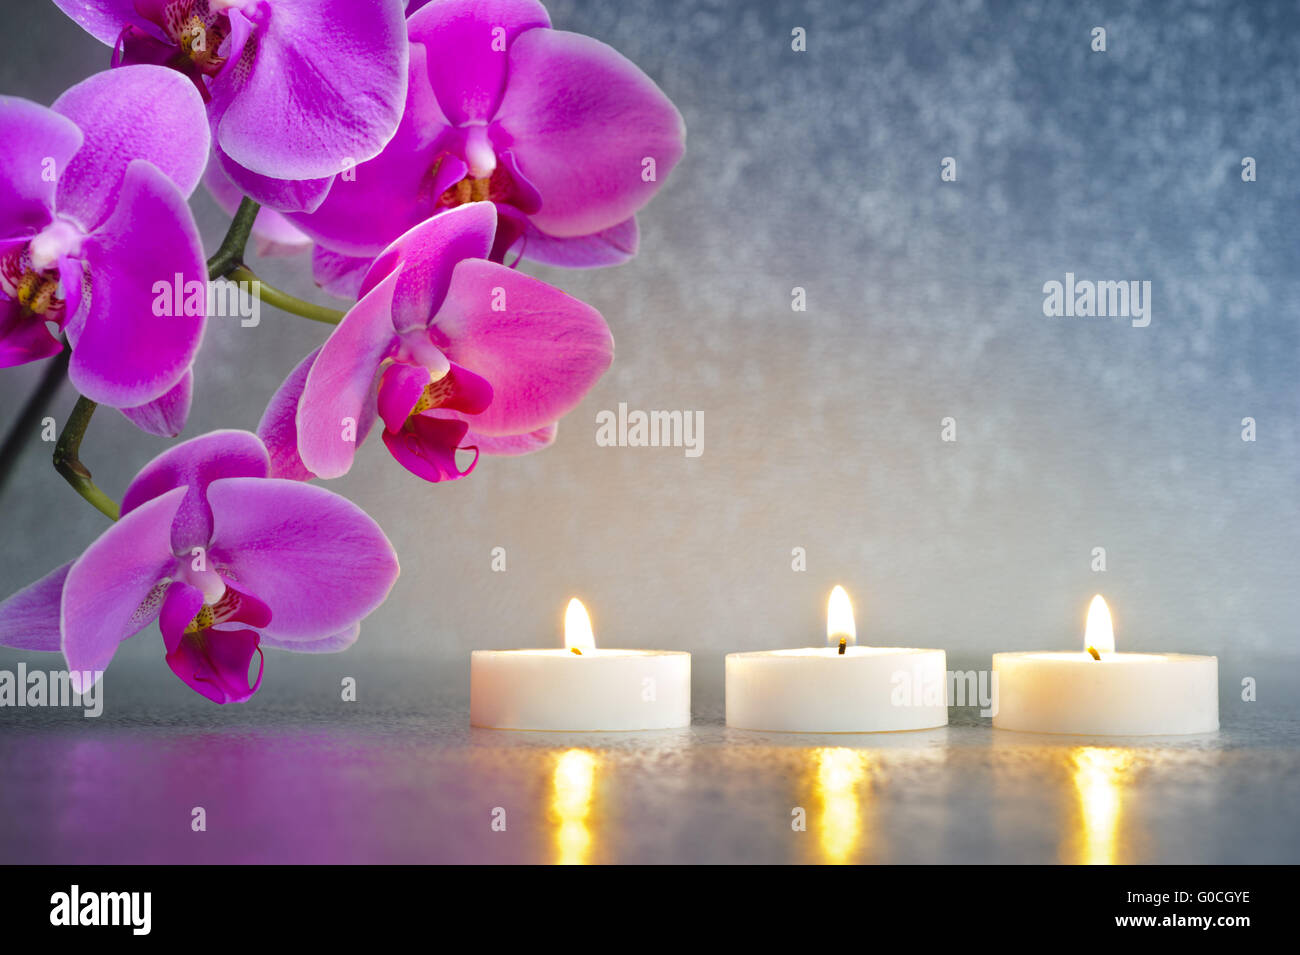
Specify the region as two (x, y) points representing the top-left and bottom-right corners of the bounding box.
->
(992, 652), (1218, 735)
(725, 586), (948, 733)
(726, 646), (948, 732)
(471, 649), (691, 731)
(992, 596), (1218, 735)
(469, 599), (691, 731)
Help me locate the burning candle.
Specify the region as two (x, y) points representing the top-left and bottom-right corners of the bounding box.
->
(470, 598), (691, 731)
(992, 595), (1218, 735)
(725, 586), (948, 732)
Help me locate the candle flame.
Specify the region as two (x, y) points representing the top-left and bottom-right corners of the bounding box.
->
(565, 597), (596, 653)
(1084, 594), (1114, 656)
(827, 585), (856, 648)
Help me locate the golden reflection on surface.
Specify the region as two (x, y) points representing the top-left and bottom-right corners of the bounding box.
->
(1067, 747), (1133, 865)
(814, 748), (869, 864)
(551, 749), (597, 865)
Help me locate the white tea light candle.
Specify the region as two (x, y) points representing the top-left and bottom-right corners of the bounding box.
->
(992, 595), (1218, 736)
(470, 598), (691, 731)
(725, 586), (948, 732)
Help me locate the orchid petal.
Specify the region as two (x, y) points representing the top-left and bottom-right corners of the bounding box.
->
(0, 299), (64, 370)
(286, 41), (450, 255)
(160, 578), (264, 704)
(211, 0), (408, 181)
(297, 272), (400, 478)
(0, 96), (79, 239)
(407, 0), (550, 125)
(376, 361), (432, 434)
(261, 622), (358, 653)
(205, 477), (399, 640)
(468, 421), (557, 455)
(52, 65), (209, 231)
(494, 29), (684, 237)
(57, 255), (85, 328)
(119, 368), (192, 437)
(522, 216), (639, 268)
(370, 202), (497, 331)
(61, 487), (187, 686)
(50, 0), (151, 45)
(382, 414), (478, 483)
(312, 246), (372, 299)
(433, 258), (613, 435)
(70, 160), (205, 408)
(212, 141), (336, 215)
(158, 581), (204, 651)
(0, 562), (72, 652)
(257, 348), (321, 482)
(122, 429), (270, 552)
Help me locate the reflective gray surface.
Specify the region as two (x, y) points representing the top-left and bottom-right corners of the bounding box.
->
(0, 656), (1295, 863)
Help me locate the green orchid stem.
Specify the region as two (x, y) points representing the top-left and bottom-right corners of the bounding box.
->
(227, 265), (344, 325)
(52, 396), (120, 522)
(206, 196), (261, 280)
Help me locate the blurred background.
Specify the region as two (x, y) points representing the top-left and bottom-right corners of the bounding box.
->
(4, 0), (1296, 688)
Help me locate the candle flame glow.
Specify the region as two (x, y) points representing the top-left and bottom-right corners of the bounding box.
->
(552, 749), (597, 865)
(565, 597), (596, 653)
(827, 585), (856, 648)
(815, 748), (868, 864)
(1084, 594), (1114, 656)
(1069, 747), (1131, 864)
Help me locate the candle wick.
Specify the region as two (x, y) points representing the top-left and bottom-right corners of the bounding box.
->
(838, 638), (847, 656)
(571, 648), (583, 656)
(1086, 646), (1101, 661)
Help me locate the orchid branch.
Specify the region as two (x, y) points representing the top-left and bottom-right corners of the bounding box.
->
(52, 396), (120, 522)
(228, 265), (344, 325)
(206, 196), (261, 280)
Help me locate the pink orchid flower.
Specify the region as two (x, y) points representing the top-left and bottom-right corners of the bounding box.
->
(0, 65), (209, 435)
(0, 431), (399, 703)
(289, 0), (686, 294)
(53, 0), (409, 212)
(258, 202), (613, 483)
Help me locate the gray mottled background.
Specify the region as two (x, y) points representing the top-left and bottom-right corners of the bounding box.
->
(3, 0), (1296, 680)
(0, 0), (1298, 865)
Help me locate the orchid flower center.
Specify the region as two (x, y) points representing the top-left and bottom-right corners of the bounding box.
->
(1, 248), (64, 320)
(15, 270), (62, 316)
(116, 0), (238, 99)
(172, 11), (230, 75)
(183, 584), (243, 634)
(435, 162), (515, 210)
(409, 375), (456, 417)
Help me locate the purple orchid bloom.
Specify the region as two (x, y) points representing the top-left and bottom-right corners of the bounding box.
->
(0, 430), (399, 703)
(258, 202), (611, 483)
(1, 65), (208, 432)
(287, 0), (685, 293)
(53, 0), (409, 212)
